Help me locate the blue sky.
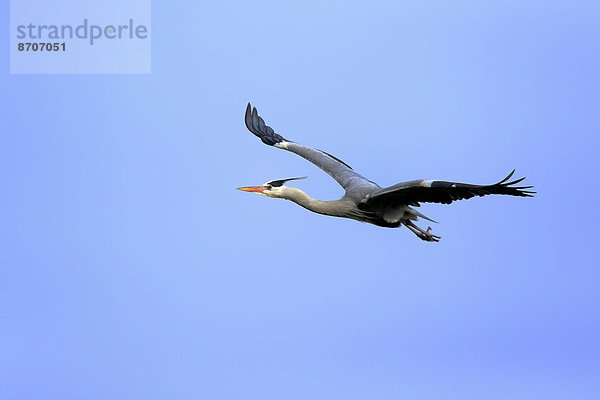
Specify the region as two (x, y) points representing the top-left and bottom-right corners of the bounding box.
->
(2, 1), (599, 399)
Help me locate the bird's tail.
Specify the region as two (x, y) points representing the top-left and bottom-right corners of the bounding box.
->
(407, 207), (437, 223)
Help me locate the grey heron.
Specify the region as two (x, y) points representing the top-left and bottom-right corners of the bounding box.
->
(238, 103), (534, 242)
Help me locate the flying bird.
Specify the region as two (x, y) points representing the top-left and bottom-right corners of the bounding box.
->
(238, 103), (534, 242)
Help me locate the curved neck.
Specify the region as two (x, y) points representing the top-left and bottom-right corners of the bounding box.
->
(279, 187), (346, 217)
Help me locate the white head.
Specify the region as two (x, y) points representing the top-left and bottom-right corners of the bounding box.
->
(237, 177), (307, 198)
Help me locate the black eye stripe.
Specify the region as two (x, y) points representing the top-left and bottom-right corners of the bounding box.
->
(268, 180), (285, 187)
(266, 177), (307, 187)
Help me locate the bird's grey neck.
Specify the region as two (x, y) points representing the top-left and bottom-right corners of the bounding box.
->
(281, 187), (347, 217)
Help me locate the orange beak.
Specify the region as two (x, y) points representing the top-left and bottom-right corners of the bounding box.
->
(237, 185), (268, 193)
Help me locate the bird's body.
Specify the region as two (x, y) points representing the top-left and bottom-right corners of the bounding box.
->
(238, 104), (534, 242)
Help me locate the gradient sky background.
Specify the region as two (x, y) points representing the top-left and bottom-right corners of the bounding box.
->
(2, 1), (600, 399)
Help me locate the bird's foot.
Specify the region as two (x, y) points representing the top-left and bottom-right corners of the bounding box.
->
(421, 227), (441, 242)
(404, 221), (441, 242)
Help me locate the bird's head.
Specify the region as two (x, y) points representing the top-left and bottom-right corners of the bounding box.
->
(237, 177), (306, 198)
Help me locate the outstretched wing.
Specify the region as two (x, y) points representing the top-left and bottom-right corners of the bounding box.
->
(362, 170), (535, 207)
(244, 103), (376, 191)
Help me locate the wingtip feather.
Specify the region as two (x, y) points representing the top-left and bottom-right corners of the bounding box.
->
(498, 169), (516, 184)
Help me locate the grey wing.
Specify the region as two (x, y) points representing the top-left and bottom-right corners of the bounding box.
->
(361, 170), (535, 207)
(244, 103), (377, 191)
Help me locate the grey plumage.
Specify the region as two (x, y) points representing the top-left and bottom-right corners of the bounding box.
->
(240, 103), (534, 242)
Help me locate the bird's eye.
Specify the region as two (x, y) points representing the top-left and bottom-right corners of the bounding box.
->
(266, 185), (272, 190)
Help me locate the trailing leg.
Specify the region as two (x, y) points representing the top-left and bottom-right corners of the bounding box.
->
(403, 220), (441, 242)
